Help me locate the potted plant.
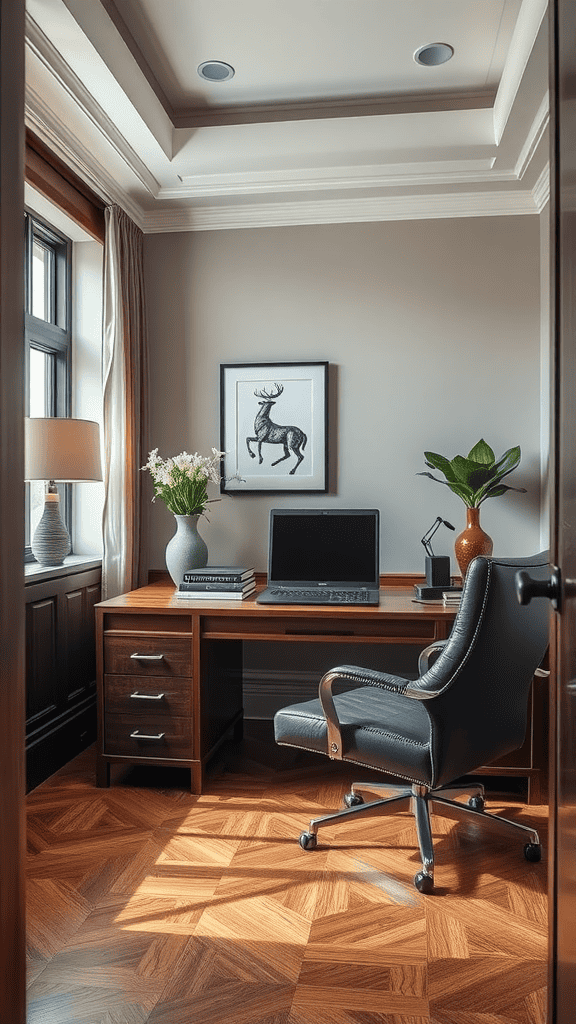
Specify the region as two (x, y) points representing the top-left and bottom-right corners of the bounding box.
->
(418, 438), (526, 576)
(141, 447), (225, 585)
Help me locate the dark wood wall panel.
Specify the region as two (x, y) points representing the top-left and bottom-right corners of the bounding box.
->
(26, 597), (58, 723)
(63, 587), (87, 699)
(25, 566), (101, 790)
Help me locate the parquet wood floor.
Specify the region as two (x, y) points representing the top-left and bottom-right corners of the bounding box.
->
(24, 724), (548, 1024)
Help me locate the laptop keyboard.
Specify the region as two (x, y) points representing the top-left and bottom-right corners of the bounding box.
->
(269, 588), (372, 604)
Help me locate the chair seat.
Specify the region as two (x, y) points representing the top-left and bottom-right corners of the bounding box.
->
(274, 685), (433, 785)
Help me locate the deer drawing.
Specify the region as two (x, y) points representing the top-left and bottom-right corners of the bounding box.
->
(246, 383), (307, 474)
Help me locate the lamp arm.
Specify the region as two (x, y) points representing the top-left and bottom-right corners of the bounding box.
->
(420, 517), (456, 558)
(421, 517), (442, 557)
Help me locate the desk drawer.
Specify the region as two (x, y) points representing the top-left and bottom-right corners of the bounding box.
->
(104, 713), (192, 759)
(201, 615), (437, 641)
(104, 635), (191, 676)
(104, 674), (191, 716)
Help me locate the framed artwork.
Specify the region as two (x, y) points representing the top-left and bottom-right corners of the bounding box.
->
(220, 361), (328, 492)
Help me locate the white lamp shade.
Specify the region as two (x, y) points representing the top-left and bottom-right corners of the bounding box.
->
(24, 417), (103, 482)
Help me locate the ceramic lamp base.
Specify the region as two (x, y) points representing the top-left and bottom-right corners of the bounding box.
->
(32, 492), (71, 566)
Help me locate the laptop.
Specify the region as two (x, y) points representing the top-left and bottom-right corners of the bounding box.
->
(256, 508), (380, 605)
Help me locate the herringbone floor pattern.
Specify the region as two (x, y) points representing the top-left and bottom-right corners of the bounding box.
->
(25, 725), (548, 1024)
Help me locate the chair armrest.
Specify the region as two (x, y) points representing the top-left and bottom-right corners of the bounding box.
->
(418, 640), (448, 675)
(318, 664), (410, 761)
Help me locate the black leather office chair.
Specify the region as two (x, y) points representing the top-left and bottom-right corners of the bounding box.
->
(274, 552), (550, 893)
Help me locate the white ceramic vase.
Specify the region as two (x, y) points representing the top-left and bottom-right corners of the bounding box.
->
(165, 514), (208, 586)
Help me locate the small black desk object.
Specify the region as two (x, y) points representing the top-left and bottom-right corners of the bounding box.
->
(414, 516), (462, 601)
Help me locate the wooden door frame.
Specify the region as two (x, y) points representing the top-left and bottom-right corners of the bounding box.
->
(548, 2), (576, 1020)
(0, 1), (26, 1022)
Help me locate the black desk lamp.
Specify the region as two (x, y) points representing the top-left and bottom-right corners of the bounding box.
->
(414, 517), (462, 600)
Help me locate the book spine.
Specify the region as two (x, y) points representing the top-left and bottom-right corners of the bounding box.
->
(181, 575), (249, 584)
(175, 589), (255, 600)
(179, 580), (251, 592)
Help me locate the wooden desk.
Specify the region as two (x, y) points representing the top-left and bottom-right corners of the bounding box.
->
(95, 582), (546, 800)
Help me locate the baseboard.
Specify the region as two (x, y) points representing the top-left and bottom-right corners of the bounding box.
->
(26, 696), (97, 790)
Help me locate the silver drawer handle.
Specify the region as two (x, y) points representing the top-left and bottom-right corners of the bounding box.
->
(130, 652), (165, 661)
(130, 729), (165, 740)
(130, 691), (165, 700)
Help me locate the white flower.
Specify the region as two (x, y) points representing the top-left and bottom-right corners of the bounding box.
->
(141, 446), (226, 515)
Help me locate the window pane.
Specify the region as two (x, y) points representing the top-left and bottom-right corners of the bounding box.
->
(25, 213), (72, 561)
(32, 241), (52, 321)
(27, 348), (55, 555)
(29, 348), (49, 416)
(30, 480), (46, 542)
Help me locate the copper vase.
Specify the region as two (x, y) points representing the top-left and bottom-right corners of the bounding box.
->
(454, 507), (493, 579)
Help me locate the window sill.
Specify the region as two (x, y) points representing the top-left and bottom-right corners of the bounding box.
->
(24, 554), (102, 586)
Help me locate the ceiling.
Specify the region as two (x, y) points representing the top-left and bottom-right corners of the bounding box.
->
(24, 0), (550, 232)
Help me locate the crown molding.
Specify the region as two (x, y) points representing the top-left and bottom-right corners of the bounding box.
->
(163, 159), (505, 201)
(515, 92), (549, 179)
(143, 188), (540, 234)
(24, 95), (145, 229)
(95, 0), (173, 117)
(26, 13), (161, 198)
(533, 163), (550, 211)
(172, 89), (496, 129)
(26, 81), (544, 235)
(493, 0), (548, 144)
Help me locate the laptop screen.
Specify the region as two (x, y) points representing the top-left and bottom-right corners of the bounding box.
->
(268, 509), (380, 585)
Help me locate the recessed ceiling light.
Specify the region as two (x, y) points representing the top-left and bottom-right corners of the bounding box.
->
(414, 43), (454, 67)
(197, 60), (235, 82)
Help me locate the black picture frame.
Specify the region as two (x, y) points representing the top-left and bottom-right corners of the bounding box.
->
(220, 361), (329, 493)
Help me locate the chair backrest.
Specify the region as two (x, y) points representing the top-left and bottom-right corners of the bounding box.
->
(410, 551), (550, 788)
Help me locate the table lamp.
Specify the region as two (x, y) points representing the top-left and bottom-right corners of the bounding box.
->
(414, 516), (462, 600)
(24, 417), (103, 567)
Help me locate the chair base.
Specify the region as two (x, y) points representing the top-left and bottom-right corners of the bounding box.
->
(298, 780), (541, 892)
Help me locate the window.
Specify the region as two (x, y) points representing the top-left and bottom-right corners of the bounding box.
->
(24, 212), (72, 561)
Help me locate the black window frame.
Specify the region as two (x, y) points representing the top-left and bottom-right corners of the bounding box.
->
(24, 211), (72, 563)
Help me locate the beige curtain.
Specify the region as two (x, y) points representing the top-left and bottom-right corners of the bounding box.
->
(102, 206), (149, 599)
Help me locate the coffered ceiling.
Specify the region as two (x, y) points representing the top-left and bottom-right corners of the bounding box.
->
(25, 0), (550, 232)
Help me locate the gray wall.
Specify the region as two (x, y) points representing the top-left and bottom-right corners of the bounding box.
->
(144, 215), (543, 577)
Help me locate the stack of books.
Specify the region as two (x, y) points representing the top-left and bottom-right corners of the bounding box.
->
(175, 566), (256, 600)
(443, 589), (462, 607)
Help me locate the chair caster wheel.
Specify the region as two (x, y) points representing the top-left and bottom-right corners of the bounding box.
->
(414, 871), (434, 894)
(524, 842), (542, 862)
(344, 791), (364, 808)
(468, 795), (485, 812)
(299, 831), (318, 851)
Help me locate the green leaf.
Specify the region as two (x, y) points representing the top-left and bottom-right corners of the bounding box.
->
(475, 483), (524, 507)
(491, 446), (521, 477)
(467, 439), (495, 465)
(450, 456), (495, 489)
(417, 472), (475, 505)
(423, 452), (459, 482)
(450, 455), (471, 482)
(467, 466), (499, 490)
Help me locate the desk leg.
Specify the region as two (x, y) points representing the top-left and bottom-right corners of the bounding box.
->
(527, 772), (542, 805)
(191, 762), (203, 794)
